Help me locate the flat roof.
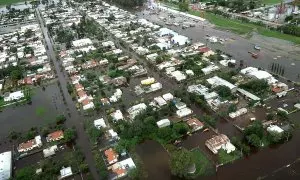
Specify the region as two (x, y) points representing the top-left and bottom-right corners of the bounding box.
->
(0, 151), (12, 180)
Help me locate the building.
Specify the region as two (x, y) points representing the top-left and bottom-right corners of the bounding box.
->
(59, 167), (73, 179)
(156, 119), (171, 128)
(111, 110), (124, 121)
(207, 76), (237, 92)
(162, 93), (174, 101)
(43, 145), (58, 158)
(46, 130), (64, 142)
(82, 99), (95, 110)
(108, 158), (136, 180)
(205, 134), (236, 154)
(171, 35), (189, 45)
(104, 148), (119, 165)
(154, 96), (167, 107)
(141, 77), (155, 85)
(94, 118), (107, 129)
(107, 129), (120, 141)
(0, 151), (12, 180)
(176, 107), (193, 118)
(201, 65), (220, 75)
(229, 108), (248, 119)
(18, 135), (43, 153)
(267, 125), (284, 134)
(186, 117), (204, 132)
(128, 103), (147, 119)
(171, 70), (186, 82)
(72, 38), (93, 47)
(3, 91), (24, 102)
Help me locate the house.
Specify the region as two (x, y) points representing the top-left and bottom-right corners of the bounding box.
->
(18, 135), (43, 153)
(207, 76), (237, 93)
(229, 108), (248, 119)
(104, 148), (119, 165)
(201, 65), (220, 75)
(77, 90), (88, 103)
(186, 117), (204, 132)
(170, 70), (186, 82)
(141, 77), (155, 85)
(58, 167), (73, 180)
(171, 35), (189, 46)
(46, 130), (64, 142)
(154, 96), (167, 107)
(111, 110), (124, 121)
(94, 118), (107, 129)
(156, 119), (171, 128)
(43, 145), (58, 158)
(176, 107), (193, 118)
(0, 151), (12, 180)
(108, 158), (136, 180)
(128, 103), (147, 119)
(205, 134), (236, 154)
(82, 99), (95, 110)
(72, 38), (93, 47)
(107, 129), (120, 141)
(162, 93), (174, 101)
(3, 91), (24, 102)
(267, 125), (284, 134)
(75, 83), (84, 92)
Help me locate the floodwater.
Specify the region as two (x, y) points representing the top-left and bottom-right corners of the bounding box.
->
(136, 140), (173, 180)
(136, 112), (300, 180)
(0, 83), (67, 139)
(136, 10), (300, 82)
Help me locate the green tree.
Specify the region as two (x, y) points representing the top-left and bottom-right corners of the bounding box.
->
(56, 115), (66, 124)
(246, 134), (261, 147)
(277, 110), (289, 121)
(64, 128), (76, 142)
(169, 148), (195, 178)
(15, 166), (35, 180)
(178, 0), (189, 12)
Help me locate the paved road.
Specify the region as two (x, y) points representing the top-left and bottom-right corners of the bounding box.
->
(36, 10), (99, 180)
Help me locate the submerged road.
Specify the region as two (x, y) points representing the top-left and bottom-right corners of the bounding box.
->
(36, 10), (99, 179)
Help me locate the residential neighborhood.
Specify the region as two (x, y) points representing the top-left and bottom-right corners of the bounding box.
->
(0, 0), (300, 180)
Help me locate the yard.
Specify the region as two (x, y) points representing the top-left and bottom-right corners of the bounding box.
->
(190, 11), (300, 44)
(190, 148), (215, 177)
(0, 0), (24, 6)
(262, 0), (282, 5)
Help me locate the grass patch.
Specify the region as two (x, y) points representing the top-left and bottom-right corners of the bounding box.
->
(218, 149), (241, 164)
(35, 106), (46, 117)
(189, 10), (300, 44)
(262, 0), (282, 5)
(190, 148), (215, 178)
(0, 0), (24, 6)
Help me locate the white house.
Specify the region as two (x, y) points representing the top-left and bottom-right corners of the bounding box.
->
(94, 118), (107, 129)
(156, 119), (171, 128)
(111, 110), (124, 121)
(176, 107), (193, 118)
(3, 91), (24, 102)
(59, 167), (73, 179)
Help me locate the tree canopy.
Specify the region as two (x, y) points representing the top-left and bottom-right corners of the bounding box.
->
(169, 148), (195, 178)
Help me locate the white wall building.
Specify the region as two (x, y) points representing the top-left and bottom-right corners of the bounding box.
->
(156, 119), (171, 128)
(3, 91), (24, 102)
(94, 118), (107, 129)
(0, 151), (12, 180)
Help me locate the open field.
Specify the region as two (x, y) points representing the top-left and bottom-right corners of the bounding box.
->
(0, 0), (24, 6)
(189, 11), (300, 44)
